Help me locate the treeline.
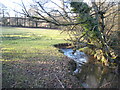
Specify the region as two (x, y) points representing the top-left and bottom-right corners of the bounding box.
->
(0, 17), (59, 29)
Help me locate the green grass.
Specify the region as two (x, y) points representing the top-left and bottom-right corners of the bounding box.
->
(1, 27), (69, 62)
(1, 27), (72, 88)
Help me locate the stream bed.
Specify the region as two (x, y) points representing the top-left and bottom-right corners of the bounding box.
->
(60, 48), (120, 88)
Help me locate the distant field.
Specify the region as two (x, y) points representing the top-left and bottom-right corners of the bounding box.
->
(1, 27), (69, 62)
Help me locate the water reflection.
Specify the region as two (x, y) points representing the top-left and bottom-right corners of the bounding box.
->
(60, 48), (120, 88)
(78, 62), (119, 88)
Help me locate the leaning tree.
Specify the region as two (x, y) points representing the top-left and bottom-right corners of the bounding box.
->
(19, 0), (120, 68)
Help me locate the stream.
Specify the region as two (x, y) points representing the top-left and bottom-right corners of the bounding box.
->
(60, 48), (120, 88)
(61, 48), (88, 74)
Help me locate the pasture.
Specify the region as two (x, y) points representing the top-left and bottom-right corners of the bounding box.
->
(1, 27), (69, 62)
(1, 27), (82, 88)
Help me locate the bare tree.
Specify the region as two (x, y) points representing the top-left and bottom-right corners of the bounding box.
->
(0, 3), (10, 25)
(20, 0), (120, 66)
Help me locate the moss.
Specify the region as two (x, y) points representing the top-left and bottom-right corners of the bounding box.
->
(79, 47), (95, 55)
(78, 46), (109, 65)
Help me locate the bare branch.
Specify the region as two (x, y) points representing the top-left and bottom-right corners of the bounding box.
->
(13, 10), (27, 16)
(106, 13), (118, 36)
(21, 0), (29, 16)
(54, 74), (65, 88)
(105, 9), (119, 18)
(36, 2), (60, 24)
(50, 0), (73, 22)
(29, 15), (87, 26)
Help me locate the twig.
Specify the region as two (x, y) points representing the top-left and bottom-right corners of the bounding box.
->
(99, 82), (111, 88)
(99, 74), (117, 88)
(54, 74), (65, 88)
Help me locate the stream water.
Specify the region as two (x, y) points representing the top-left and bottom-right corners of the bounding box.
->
(61, 49), (88, 74)
(60, 48), (120, 88)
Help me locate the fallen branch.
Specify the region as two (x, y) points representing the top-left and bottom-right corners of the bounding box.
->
(54, 74), (65, 88)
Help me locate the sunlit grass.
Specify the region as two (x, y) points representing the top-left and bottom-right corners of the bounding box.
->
(1, 27), (71, 88)
(1, 27), (69, 62)
(1, 27), (97, 88)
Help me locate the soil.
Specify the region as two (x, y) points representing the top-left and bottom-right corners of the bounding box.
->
(2, 56), (83, 88)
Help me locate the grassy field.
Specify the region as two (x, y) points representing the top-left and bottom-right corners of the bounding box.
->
(1, 27), (69, 62)
(1, 27), (82, 88)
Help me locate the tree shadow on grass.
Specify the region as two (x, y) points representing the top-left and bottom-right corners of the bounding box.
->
(2, 36), (29, 40)
(2, 34), (46, 41)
